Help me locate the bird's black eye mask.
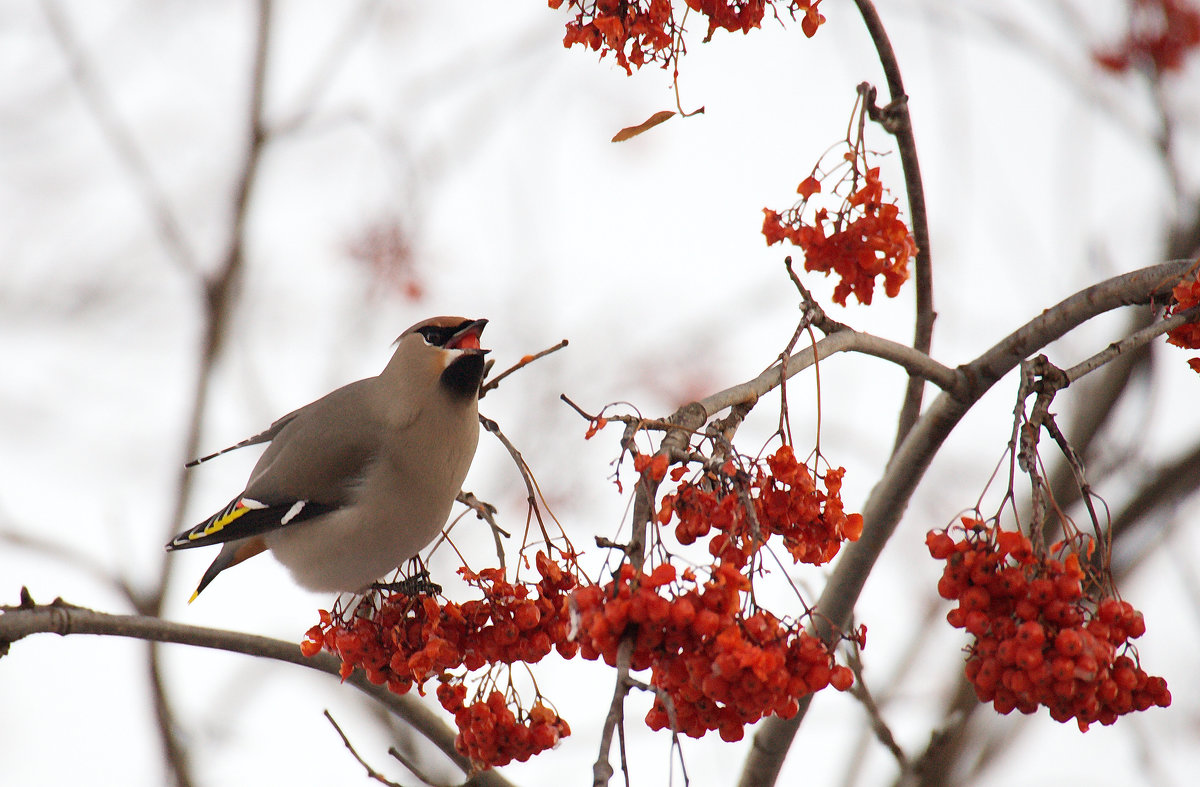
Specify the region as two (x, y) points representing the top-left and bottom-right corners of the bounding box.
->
(417, 321), (472, 347)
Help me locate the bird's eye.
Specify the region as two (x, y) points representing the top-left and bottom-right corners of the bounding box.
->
(417, 326), (452, 346)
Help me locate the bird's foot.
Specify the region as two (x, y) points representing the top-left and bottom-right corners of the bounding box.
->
(371, 570), (441, 597)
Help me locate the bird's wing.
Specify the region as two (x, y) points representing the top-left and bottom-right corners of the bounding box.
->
(184, 410), (304, 467)
(169, 379), (393, 550)
(166, 494), (339, 550)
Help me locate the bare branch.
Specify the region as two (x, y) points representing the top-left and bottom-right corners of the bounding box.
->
(850, 1), (936, 450)
(479, 416), (561, 557)
(454, 491), (509, 569)
(592, 402), (708, 785)
(0, 596), (517, 787)
(738, 258), (1195, 786)
(1064, 304), (1200, 383)
(845, 648), (910, 774)
(390, 744), (461, 787)
(325, 710), (405, 787)
(695, 329), (959, 423)
(480, 339), (569, 399)
(592, 639), (634, 787)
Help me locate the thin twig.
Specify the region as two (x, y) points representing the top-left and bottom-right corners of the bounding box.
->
(592, 638), (634, 787)
(480, 339), (569, 399)
(850, 0), (936, 452)
(324, 710), (405, 787)
(479, 415), (576, 569)
(389, 745), (458, 787)
(1064, 303), (1200, 383)
(845, 648), (910, 773)
(454, 491), (509, 569)
(560, 395), (706, 438)
(785, 256), (851, 335)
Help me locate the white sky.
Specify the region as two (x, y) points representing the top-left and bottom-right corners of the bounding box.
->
(2, 1), (1199, 785)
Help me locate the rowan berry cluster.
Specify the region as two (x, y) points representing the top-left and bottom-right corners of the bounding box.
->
(927, 518), (1171, 730)
(658, 445), (864, 567)
(1165, 275), (1200, 373)
(686, 0), (825, 40)
(437, 684), (571, 767)
(572, 561), (856, 742)
(549, 1), (824, 75)
(763, 162), (916, 306)
(302, 551), (580, 767)
(1093, 0), (1200, 76)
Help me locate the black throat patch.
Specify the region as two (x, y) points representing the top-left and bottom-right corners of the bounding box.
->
(441, 352), (486, 400)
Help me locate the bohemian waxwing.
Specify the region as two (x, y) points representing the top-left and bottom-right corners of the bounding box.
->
(167, 316), (488, 601)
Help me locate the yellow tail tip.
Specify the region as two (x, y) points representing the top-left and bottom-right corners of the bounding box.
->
(188, 588), (201, 604)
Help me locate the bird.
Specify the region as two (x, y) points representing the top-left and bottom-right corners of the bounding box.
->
(167, 316), (489, 602)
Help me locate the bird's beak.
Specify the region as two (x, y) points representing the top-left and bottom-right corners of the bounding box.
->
(446, 319), (489, 352)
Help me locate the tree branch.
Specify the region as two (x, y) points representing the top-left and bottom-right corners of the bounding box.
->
(737, 258), (1195, 786)
(851, 0), (936, 451)
(592, 402), (707, 786)
(0, 597), (517, 787)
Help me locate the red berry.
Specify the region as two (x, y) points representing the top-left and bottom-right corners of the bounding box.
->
(926, 531), (956, 559)
(1054, 629), (1083, 657)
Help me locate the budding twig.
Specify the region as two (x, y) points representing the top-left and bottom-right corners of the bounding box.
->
(479, 338), (568, 398)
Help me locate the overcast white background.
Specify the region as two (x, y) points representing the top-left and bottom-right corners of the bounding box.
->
(2, 1), (1199, 785)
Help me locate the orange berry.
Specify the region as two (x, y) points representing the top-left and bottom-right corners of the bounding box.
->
(694, 609), (720, 637)
(1015, 621), (1045, 648)
(1054, 628), (1084, 657)
(1015, 646), (1044, 672)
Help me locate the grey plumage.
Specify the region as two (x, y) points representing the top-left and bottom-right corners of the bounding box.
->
(168, 316), (488, 600)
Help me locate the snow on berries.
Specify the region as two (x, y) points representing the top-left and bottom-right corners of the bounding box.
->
(927, 518), (1170, 730)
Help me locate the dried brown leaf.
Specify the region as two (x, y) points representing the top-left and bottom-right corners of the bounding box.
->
(611, 110), (676, 143)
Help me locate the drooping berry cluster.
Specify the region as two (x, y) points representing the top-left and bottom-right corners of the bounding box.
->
(658, 445), (863, 567)
(763, 162), (916, 306)
(572, 561), (856, 742)
(549, 1), (824, 75)
(302, 551), (580, 766)
(437, 684), (571, 767)
(927, 519), (1171, 730)
(1165, 274), (1200, 374)
(1093, 0), (1200, 76)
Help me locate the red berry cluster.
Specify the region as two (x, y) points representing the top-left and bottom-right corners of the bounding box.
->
(763, 164), (917, 306)
(658, 445), (863, 567)
(686, 0), (825, 40)
(437, 684), (571, 768)
(549, 1), (824, 75)
(1093, 0), (1200, 76)
(302, 551), (580, 767)
(572, 560), (856, 742)
(1165, 274), (1200, 374)
(927, 519), (1171, 730)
